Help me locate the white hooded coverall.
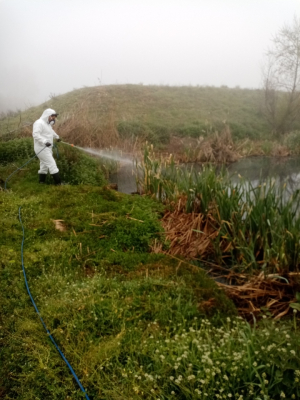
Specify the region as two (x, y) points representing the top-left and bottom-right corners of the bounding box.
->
(32, 108), (60, 175)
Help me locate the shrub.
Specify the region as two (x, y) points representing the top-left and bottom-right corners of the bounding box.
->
(56, 145), (106, 186)
(229, 122), (260, 140)
(117, 121), (170, 144)
(260, 140), (273, 155)
(285, 130), (300, 153)
(176, 122), (208, 138)
(0, 138), (33, 165)
(101, 216), (162, 253)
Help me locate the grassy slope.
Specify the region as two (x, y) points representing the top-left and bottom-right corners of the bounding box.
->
(0, 158), (235, 399)
(0, 84), (269, 141)
(1, 143), (300, 399)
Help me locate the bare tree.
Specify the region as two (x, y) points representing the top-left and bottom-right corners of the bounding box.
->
(263, 16), (300, 136)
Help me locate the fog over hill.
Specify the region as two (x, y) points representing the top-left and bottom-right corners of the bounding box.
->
(0, 0), (298, 112)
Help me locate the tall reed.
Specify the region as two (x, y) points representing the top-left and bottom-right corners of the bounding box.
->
(137, 145), (300, 273)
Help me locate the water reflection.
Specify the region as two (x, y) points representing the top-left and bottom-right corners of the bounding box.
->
(228, 157), (300, 197)
(109, 157), (300, 195)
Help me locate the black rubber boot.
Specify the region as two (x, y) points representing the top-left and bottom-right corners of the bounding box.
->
(39, 174), (47, 184)
(51, 172), (62, 185)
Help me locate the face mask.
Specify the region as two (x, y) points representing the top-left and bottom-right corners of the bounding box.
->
(49, 120), (55, 126)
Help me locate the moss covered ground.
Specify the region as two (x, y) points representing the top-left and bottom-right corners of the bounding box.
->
(0, 140), (299, 399)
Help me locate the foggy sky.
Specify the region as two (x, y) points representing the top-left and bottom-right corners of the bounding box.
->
(0, 0), (299, 112)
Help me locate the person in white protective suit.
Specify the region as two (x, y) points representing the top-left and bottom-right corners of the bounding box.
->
(32, 108), (62, 185)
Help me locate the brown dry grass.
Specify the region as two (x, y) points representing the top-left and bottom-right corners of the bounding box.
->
(270, 144), (290, 156)
(160, 207), (218, 259)
(156, 202), (300, 319)
(8, 99), (144, 154)
(216, 272), (300, 320)
(55, 101), (119, 149)
(196, 126), (238, 163)
(166, 126), (239, 163)
(6, 101), (289, 161)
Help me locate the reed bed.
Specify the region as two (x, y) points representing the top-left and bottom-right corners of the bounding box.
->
(216, 271), (300, 320)
(137, 145), (300, 318)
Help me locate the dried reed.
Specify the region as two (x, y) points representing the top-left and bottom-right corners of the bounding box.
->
(137, 146), (300, 318)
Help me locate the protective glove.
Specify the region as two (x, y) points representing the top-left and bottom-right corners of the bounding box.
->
(45, 142), (51, 147)
(56, 138), (61, 142)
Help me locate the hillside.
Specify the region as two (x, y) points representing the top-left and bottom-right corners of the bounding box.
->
(0, 84), (269, 144)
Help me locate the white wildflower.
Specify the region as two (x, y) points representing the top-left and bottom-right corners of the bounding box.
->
(187, 375), (195, 380)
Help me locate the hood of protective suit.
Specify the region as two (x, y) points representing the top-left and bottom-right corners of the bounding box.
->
(33, 108), (60, 148)
(40, 108), (58, 123)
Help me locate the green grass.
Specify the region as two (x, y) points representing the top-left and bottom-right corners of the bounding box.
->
(1, 142), (300, 399)
(0, 85), (272, 144)
(0, 147), (235, 399)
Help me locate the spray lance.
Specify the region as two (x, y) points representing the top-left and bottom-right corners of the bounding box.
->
(61, 141), (75, 147)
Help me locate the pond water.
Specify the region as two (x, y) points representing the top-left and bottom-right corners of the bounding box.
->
(109, 162), (137, 194)
(227, 156), (300, 197)
(109, 156), (300, 195)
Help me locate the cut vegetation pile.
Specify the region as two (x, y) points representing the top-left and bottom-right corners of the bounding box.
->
(217, 272), (300, 320)
(158, 206), (218, 259)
